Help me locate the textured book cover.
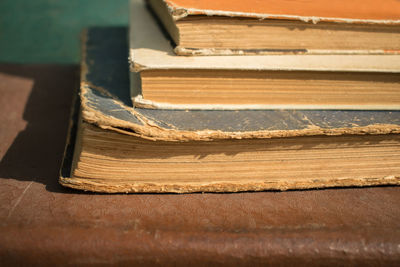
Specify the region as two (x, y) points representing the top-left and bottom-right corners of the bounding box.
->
(160, 0), (400, 22)
(60, 27), (400, 193)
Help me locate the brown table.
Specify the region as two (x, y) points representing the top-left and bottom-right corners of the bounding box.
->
(1, 64), (399, 266)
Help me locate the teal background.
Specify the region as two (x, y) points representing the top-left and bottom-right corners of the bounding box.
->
(0, 0), (129, 64)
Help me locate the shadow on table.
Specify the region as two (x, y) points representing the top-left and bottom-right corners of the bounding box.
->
(0, 64), (78, 193)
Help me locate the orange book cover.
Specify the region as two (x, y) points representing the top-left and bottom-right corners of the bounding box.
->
(164, 0), (400, 24)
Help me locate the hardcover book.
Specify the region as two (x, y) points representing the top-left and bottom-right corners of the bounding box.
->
(130, 0), (400, 110)
(59, 27), (400, 193)
(146, 0), (400, 55)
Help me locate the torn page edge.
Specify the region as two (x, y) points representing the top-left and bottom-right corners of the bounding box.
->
(82, 86), (400, 142)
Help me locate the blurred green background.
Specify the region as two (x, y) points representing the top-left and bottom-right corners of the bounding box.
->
(0, 0), (129, 64)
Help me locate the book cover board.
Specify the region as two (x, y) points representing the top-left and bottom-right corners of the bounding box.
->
(162, 0), (400, 22)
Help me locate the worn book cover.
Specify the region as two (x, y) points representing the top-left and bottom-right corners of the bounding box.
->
(130, 0), (400, 111)
(58, 27), (400, 193)
(145, 0), (400, 55)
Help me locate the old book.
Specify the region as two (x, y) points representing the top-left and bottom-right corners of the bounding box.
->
(130, 0), (400, 110)
(59, 27), (400, 193)
(146, 0), (400, 56)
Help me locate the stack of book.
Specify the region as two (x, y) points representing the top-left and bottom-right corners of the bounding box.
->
(60, 0), (400, 193)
